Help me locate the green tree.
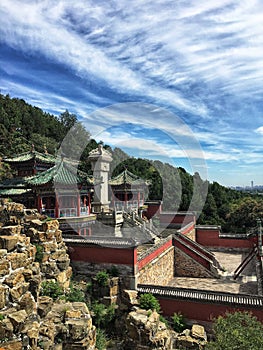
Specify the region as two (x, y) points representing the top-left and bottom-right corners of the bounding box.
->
(206, 311), (263, 350)
(226, 197), (263, 233)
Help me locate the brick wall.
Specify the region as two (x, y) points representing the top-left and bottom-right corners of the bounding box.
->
(137, 246), (174, 286)
(174, 247), (213, 278)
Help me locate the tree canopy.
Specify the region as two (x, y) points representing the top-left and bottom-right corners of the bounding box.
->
(206, 311), (263, 350)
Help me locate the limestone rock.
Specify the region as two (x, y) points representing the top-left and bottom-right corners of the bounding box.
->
(0, 317), (14, 339)
(0, 235), (19, 251)
(19, 291), (37, 315)
(174, 325), (207, 350)
(125, 309), (174, 349)
(8, 309), (28, 332)
(191, 324), (207, 341)
(5, 269), (25, 287)
(10, 282), (30, 302)
(0, 224), (22, 235)
(7, 251), (28, 269)
(38, 296), (54, 318)
(0, 284), (7, 308)
(0, 339), (23, 350)
(0, 258), (9, 276)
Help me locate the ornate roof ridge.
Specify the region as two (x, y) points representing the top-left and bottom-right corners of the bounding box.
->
(109, 168), (150, 186)
(4, 149), (56, 164)
(26, 158), (93, 186)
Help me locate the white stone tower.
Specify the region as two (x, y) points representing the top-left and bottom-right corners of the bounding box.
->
(88, 145), (112, 213)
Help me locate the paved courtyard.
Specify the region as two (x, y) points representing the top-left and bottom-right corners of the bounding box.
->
(168, 249), (258, 295)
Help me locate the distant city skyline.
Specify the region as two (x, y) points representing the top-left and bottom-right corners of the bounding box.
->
(1, 1), (263, 187)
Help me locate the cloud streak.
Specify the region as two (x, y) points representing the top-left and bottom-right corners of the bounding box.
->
(1, 0), (263, 186)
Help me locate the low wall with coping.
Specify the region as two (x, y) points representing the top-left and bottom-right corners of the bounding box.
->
(196, 226), (254, 249)
(138, 284), (263, 323)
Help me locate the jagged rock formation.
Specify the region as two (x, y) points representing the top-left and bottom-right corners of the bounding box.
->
(118, 290), (207, 350)
(125, 308), (174, 350)
(0, 201), (96, 350)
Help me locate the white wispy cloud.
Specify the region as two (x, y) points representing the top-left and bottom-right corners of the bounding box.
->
(1, 0), (263, 186)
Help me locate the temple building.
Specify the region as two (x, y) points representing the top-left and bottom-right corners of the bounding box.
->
(109, 168), (149, 212)
(0, 149), (95, 234)
(0, 146), (151, 235)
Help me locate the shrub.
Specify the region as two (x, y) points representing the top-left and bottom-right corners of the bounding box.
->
(107, 265), (119, 277)
(66, 284), (85, 302)
(91, 302), (107, 328)
(172, 312), (187, 333)
(96, 271), (109, 287)
(159, 315), (169, 327)
(40, 280), (64, 300)
(91, 302), (116, 328)
(139, 293), (160, 312)
(0, 314), (5, 321)
(34, 244), (44, 263)
(96, 328), (107, 350)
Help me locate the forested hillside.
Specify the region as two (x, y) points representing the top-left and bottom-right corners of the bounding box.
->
(1, 93), (262, 233)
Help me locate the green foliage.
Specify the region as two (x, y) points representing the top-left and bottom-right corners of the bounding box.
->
(91, 302), (107, 328)
(0, 313), (5, 321)
(159, 315), (169, 327)
(34, 244), (44, 263)
(206, 311), (263, 350)
(107, 265), (119, 277)
(225, 197), (263, 233)
(172, 312), (187, 333)
(96, 328), (107, 350)
(40, 280), (64, 300)
(96, 271), (109, 287)
(91, 302), (116, 328)
(139, 293), (160, 312)
(65, 284), (85, 302)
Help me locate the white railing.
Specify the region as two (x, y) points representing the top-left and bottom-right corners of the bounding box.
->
(59, 208), (77, 217)
(45, 209), (55, 218)
(80, 206), (88, 216)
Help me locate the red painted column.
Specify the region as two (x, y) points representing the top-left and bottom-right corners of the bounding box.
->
(77, 194), (81, 217)
(88, 193), (91, 214)
(55, 196), (59, 218)
(37, 195), (42, 213)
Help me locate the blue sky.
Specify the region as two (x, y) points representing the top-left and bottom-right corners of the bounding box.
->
(1, 0), (263, 187)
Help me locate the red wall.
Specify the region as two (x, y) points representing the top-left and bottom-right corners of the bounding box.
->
(160, 213), (196, 226)
(68, 245), (137, 266)
(158, 298), (263, 323)
(137, 239), (173, 270)
(196, 228), (254, 249)
(174, 239), (210, 270)
(144, 203), (162, 219)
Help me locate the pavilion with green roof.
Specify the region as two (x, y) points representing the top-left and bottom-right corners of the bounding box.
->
(3, 147), (56, 177)
(1, 150), (95, 234)
(109, 169), (150, 211)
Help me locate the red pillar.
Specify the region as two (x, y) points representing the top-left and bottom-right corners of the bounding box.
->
(88, 193), (91, 214)
(77, 194), (81, 217)
(137, 192), (140, 208)
(55, 196), (59, 218)
(37, 195), (42, 213)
